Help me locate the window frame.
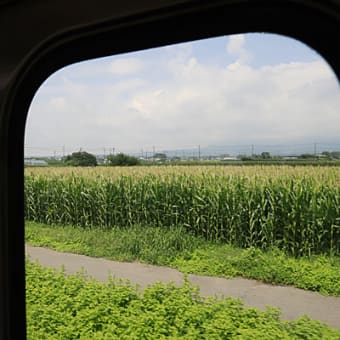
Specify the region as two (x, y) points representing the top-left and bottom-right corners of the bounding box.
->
(0, 1), (339, 338)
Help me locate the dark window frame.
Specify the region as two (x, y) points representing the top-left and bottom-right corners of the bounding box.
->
(0, 1), (339, 338)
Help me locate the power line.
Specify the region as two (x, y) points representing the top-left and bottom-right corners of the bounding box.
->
(24, 142), (340, 158)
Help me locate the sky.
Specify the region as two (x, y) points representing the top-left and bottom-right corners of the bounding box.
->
(25, 33), (340, 157)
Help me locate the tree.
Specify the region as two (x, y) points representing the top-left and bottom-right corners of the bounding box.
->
(65, 151), (97, 166)
(154, 153), (167, 160)
(321, 151), (340, 159)
(321, 151), (332, 159)
(261, 152), (272, 159)
(330, 151), (340, 159)
(299, 153), (315, 159)
(107, 153), (140, 166)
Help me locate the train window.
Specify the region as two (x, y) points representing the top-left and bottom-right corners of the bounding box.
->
(25, 33), (340, 337)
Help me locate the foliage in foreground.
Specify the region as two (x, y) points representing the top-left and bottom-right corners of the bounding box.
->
(25, 168), (340, 256)
(26, 222), (340, 296)
(26, 261), (340, 339)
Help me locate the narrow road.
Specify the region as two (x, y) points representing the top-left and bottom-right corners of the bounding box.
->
(26, 245), (340, 329)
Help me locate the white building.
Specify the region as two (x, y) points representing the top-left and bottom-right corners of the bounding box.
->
(24, 159), (48, 166)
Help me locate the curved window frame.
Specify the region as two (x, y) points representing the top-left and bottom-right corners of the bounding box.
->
(0, 1), (339, 338)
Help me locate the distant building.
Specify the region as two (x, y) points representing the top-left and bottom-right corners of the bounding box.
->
(96, 156), (106, 165)
(222, 157), (238, 161)
(24, 159), (48, 166)
(282, 156), (298, 160)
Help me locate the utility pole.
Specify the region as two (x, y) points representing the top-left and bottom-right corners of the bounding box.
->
(153, 145), (155, 164)
(112, 147), (115, 155)
(141, 148), (143, 159)
(62, 145), (65, 159)
(103, 147), (106, 159)
(314, 142), (317, 157)
(251, 144), (254, 157)
(198, 144), (201, 160)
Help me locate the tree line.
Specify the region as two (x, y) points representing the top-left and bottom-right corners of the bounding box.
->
(31, 149), (340, 167)
(64, 151), (140, 166)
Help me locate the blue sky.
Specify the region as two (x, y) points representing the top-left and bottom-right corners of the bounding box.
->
(25, 33), (339, 157)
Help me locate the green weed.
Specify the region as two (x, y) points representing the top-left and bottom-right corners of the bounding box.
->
(26, 261), (340, 339)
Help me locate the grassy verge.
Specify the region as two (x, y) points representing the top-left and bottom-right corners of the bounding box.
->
(27, 261), (340, 339)
(26, 221), (340, 296)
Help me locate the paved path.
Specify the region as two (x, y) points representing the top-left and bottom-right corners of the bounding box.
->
(26, 245), (340, 329)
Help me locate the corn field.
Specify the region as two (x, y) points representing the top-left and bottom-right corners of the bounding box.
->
(24, 166), (340, 256)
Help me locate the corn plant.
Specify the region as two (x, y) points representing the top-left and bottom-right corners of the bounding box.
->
(24, 166), (340, 256)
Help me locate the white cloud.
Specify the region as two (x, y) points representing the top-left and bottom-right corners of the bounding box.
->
(107, 78), (146, 94)
(49, 97), (66, 110)
(109, 58), (143, 75)
(25, 35), (340, 156)
(227, 34), (245, 54)
(227, 34), (252, 64)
